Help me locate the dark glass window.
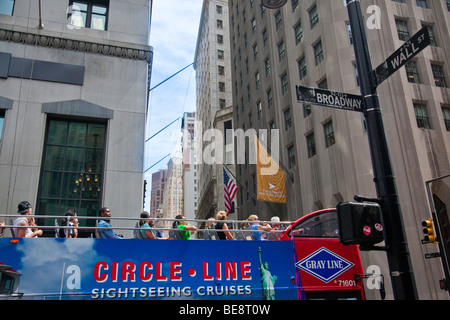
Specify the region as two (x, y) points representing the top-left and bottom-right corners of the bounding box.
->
(37, 119), (106, 236)
(69, 0), (109, 31)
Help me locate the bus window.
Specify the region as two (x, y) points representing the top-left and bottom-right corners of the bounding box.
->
(290, 210), (339, 238)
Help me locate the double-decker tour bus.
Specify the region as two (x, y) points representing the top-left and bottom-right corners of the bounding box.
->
(0, 209), (366, 300)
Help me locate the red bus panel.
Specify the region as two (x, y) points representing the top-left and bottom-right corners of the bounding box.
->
(281, 209), (365, 300)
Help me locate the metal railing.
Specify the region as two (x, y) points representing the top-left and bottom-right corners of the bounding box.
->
(0, 214), (292, 239)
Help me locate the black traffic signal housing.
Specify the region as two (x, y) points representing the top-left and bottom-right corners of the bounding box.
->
(422, 219), (437, 244)
(337, 202), (384, 246)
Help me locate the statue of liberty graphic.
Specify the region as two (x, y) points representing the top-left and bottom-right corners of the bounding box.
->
(258, 247), (277, 300)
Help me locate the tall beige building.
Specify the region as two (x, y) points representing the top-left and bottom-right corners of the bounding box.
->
(194, 0), (235, 221)
(161, 157), (183, 235)
(229, 0), (449, 300)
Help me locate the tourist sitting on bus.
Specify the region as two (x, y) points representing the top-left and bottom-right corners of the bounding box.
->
(0, 219), (5, 238)
(13, 201), (43, 238)
(248, 214), (272, 241)
(97, 207), (123, 239)
(214, 211), (234, 240)
(203, 217), (218, 240)
(59, 209), (78, 238)
(138, 211), (156, 239)
(265, 216), (281, 241)
(172, 215), (196, 240)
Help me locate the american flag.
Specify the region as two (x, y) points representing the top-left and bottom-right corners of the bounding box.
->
(223, 168), (238, 214)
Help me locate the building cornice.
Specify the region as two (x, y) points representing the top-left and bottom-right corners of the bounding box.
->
(0, 27), (153, 63)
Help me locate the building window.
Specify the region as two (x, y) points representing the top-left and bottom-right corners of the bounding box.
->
(288, 145), (296, 168)
(294, 22), (303, 44)
(431, 64), (447, 88)
(395, 19), (410, 41)
(309, 4), (319, 29)
(306, 132), (316, 158)
(324, 120), (335, 147)
(423, 24), (437, 47)
(298, 56), (307, 80)
(413, 103), (430, 129)
(0, 0), (14, 15)
(262, 29), (268, 47)
(442, 107), (450, 131)
(405, 61), (420, 83)
(275, 11), (282, 30)
(416, 0), (428, 8)
(69, 0), (109, 31)
(278, 41), (286, 61)
(284, 108), (292, 130)
(267, 89), (273, 109)
(346, 23), (353, 45)
(353, 63), (360, 87)
(314, 41), (324, 65)
(281, 73), (289, 95)
(257, 101), (263, 120)
(265, 58), (271, 76)
(303, 104), (312, 117)
(318, 78), (328, 89)
(37, 119), (106, 235)
(251, 18), (256, 33)
(253, 44), (258, 60)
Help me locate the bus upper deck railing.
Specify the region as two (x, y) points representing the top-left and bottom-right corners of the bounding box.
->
(0, 214), (292, 238)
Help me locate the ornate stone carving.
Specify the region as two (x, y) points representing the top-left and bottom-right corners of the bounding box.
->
(0, 28), (153, 63)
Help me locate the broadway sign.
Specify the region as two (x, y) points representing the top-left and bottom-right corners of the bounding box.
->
(296, 85), (363, 112)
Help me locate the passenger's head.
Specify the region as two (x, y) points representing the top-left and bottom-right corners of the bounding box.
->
(217, 211), (228, 220)
(17, 201), (32, 215)
(139, 211), (150, 226)
(98, 207), (111, 218)
(174, 215), (187, 227)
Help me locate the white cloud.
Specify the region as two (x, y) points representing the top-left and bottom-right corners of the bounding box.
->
(17, 239), (99, 296)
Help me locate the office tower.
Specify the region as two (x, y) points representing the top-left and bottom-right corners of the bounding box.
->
(229, 0), (449, 299)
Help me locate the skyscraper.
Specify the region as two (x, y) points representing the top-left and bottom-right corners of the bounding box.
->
(0, 0), (153, 237)
(150, 169), (167, 218)
(228, 0), (449, 299)
(194, 0), (235, 221)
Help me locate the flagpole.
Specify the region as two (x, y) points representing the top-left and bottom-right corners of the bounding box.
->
(222, 162), (257, 203)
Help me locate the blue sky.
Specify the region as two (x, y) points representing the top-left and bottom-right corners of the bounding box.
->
(144, 0), (203, 208)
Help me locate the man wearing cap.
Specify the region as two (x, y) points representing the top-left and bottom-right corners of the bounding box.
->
(13, 201), (43, 238)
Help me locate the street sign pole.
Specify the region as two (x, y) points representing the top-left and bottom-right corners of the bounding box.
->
(346, 0), (418, 300)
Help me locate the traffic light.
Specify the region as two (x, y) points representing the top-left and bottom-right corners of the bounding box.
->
(422, 219), (437, 244)
(337, 202), (384, 246)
